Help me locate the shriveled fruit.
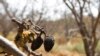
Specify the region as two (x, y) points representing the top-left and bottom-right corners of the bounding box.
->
(31, 36), (43, 51)
(44, 36), (54, 52)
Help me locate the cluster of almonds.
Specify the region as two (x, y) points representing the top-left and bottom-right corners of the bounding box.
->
(31, 27), (54, 52)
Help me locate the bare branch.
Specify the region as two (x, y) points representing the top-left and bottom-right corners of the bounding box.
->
(12, 9), (18, 18)
(77, 0), (81, 7)
(93, 11), (100, 33)
(88, 1), (95, 29)
(63, 0), (80, 23)
(36, 12), (43, 25)
(20, 4), (27, 18)
(36, 0), (45, 25)
(0, 1), (13, 18)
(63, 0), (73, 12)
(92, 0), (100, 34)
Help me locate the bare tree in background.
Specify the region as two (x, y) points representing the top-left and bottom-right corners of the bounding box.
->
(32, 0), (47, 25)
(0, 0), (30, 37)
(0, 0), (23, 40)
(63, 0), (100, 56)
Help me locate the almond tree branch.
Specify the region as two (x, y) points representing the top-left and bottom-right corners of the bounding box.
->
(63, 0), (90, 37)
(63, 0), (80, 24)
(88, 2), (95, 30)
(92, 6), (100, 51)
(0, 1), (13, 18)
(78, 0), (91, 38)
(36, 0), (45, 25)
(77, 0), (81, 7)
(20, 3), (27, 18)
(93, 0), (100, 32)
(92, 0), (100, 37)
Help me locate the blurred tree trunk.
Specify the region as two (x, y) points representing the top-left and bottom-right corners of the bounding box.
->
(63, 0), (100, 56)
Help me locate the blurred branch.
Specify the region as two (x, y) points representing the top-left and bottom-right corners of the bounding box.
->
(0, 0), (27, 21)
(63, 0), (80, 24)
(63, 0), (99, 56)
(87, 0), (100, 38)
(0, 0), (13, 18)
(91, 0), (100, 50)
(12, 9), (18, 18)
(20, 3), (27, 18)
(36, 12), (43, 25)
(88, 1), (95, 29)
(36, 1), (44, 25)
(0, 35), (26, 56)
(92, 9), (100, 33)
(63, 0), (90, 37)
